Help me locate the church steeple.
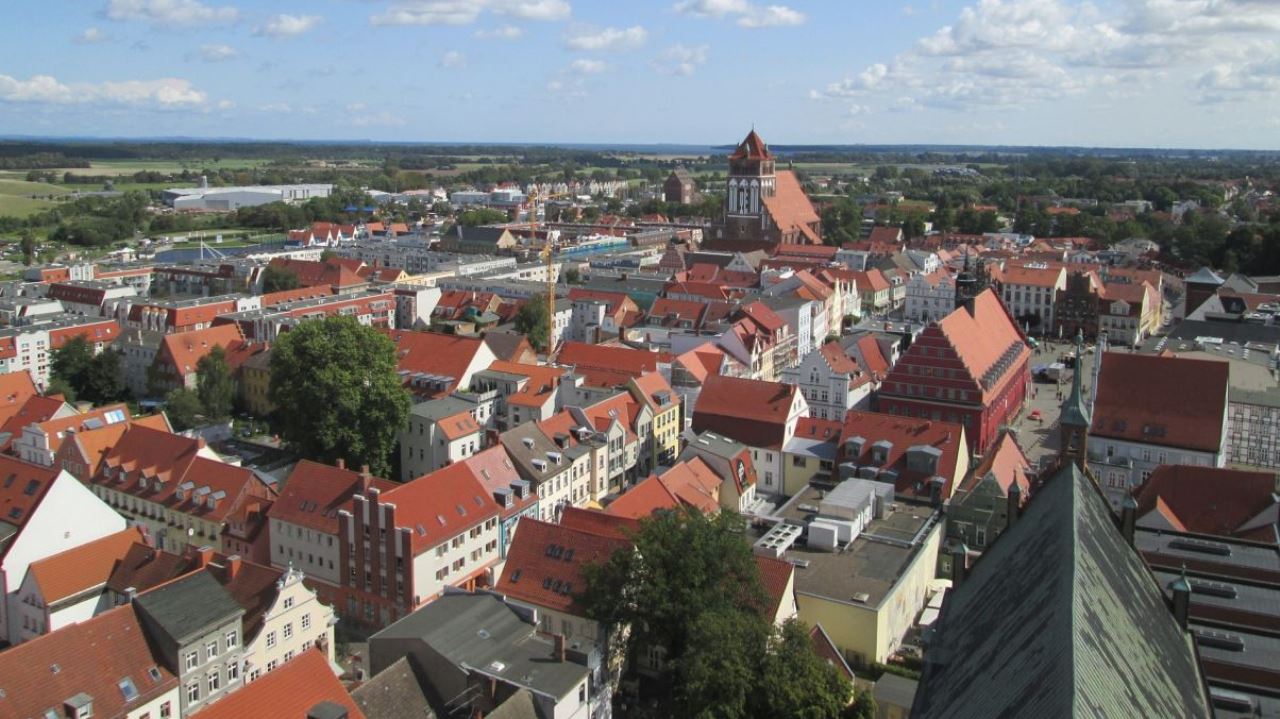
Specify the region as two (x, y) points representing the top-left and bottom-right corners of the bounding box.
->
(1059, 330), (1092, 469)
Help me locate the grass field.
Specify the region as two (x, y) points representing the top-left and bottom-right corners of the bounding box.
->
(0, 178), (70, 217)
(56, 157), (274, 176)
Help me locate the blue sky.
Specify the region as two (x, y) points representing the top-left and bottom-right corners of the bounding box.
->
(1, 0), (1278, 148)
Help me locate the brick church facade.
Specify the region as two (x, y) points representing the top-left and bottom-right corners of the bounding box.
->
(708, 129), (823, 251)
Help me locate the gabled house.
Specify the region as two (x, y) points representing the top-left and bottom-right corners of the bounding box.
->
(680, 430), (759, 513)
(781, 341), (874, 421)
(387, 329), (497, 400)
(691, 374), (808, 496)
(1133, 465), (1278, 544)
(0, 455), (126, 645)
(836, 410), (969, 504)
(150, 324), (255, 394)
(946, 431), (1032, 552)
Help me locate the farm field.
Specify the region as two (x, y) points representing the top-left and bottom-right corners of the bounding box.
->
(0, 178), (70, 217)
(56, 157), (274, 176)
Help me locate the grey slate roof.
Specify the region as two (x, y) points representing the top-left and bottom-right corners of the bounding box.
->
(351, 657), (436, 719)
(486, 689), (539, 719)
(374, 593), (589, 701)
(133, 571), (243, 643)
(911, 464), (1212, 719)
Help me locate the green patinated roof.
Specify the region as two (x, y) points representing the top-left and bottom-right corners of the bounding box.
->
(1060, 336), (1092, 430)
(912, 464), (1211, 719)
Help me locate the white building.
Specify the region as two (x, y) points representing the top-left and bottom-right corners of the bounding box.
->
(165, 184), (333, 211)
(0, 459), (127, 645)
(782, 342), (874, 421)
(240, 566), (337, 683)
(905, 268), (956, 323)
(999, 263), (1066, 334)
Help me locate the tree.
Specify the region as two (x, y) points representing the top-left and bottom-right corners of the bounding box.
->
(19, 230), (36, 266)
(676, 611), (767, 719)
(756, 620), (852, 719)
(50, 336), (95, 393)
(261, 264), (301, 294)
(457, 208), (508, 226)
(196, 345), (236, 421)
(165, 388), (203, 431)
(513, 295), (550, 352)
(268, 316), (411, 476)
(564, 267), (581, 285)
(81, 350), (126, 405)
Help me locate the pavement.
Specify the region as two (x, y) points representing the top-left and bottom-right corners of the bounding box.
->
(1012, 339), (1099, 471)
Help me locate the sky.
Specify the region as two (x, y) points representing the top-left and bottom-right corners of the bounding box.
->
(1, 0), (1278, 149)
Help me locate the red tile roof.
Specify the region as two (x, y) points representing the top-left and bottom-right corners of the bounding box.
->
(0, 604), (179, 718)
(730, 129), (773, 160)
(1002, 263), (1065, 288)
(867, 226), (904, 246)
(567, 288), (638, 321)
(269, 257), (366, 289)
(607, 458), (721, 519)
(459, 446), (537, 519)
(930, 289), (1029, 401)
(556, 342), (671, 386)
(0, 371), (39, 428)
(0, 455), (58, 533)
(838, 410), (965, 499)
(559, 506), (641, 540)
(818, 342), (862, 378)
(157, 324), (248, 377)
(692, 375), (798, 450)
(270, 460), (394, 534)
(957, 432), (1031, 500)
(762, 170), (821, 244)
(20, 402), (132, 455)
(497, 516), (632, 614)
(850, 268), (891, 293)
(26, 526), (143, 603)
(754, 554), (794, 621)
(197, 649), (365, 719)
(853, 335), (889, 379)
(382, 462), (501, 552)
(0, 394), (69, 448)
(1135, 465), (1277, 543)
(386, 329), (489, 397)
(1091, 352), (1229, 453)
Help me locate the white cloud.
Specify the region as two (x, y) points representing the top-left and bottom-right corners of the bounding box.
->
(216, 99), (235, 109)
(847, 104), (871, 116)
(673, 0), (805, 27)
(652, 44), (710, 76)
(440, 50), (466, 68)
(564, 25), (647, 51)
(105, 0), (239, 27)
(259, 102), (292, 112)
(351, 111), (408, 128)
(475, 24), (524, 38)
(810, 0), (1280, 116)
(546, 77), (587, 98)
(570, 58), (607, 74)
(0, 73), (207, 107)
(372, 0), (569, 26)
(74, 28), (109, 44)
(194, 43), (237, 62)
(255, 14), (322, 37)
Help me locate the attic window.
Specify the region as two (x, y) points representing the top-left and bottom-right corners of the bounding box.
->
(147, 667), (162, 682)
(510, 569), (521, 583)
(456, 504), (467, 516)
(23, 479), (39, 496)
(3, 473), (15, 488)
(7, 507), (21, 520)
(118, 678), (138, 702)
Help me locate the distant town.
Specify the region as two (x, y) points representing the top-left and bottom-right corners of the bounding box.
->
(0, 126), (1276, 719)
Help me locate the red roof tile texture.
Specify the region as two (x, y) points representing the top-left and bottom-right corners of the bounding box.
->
(197, 649), (365, 719)
(1134, 465), (1277, 543)
(692, 375), (797, 450)
(1091, 352), (1229, 453)
(270, 460), (395, 534)
(497, 516), (632, 614)
(27, 527), (144, 603)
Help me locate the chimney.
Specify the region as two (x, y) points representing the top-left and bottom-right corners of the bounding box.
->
(1169, 569), (1191, 631)
(1006, 480), (1022, 531)
(124, 586), (138, 603)
(361, 464), (371, 480)
(195, 545), (214, 568)
(554, 633), (566, 662)
(305, 701), (349, 719)
(1120, 494), (1137, 546)
(950, 543), (968, 587)
(225, 554), (242, 580)
(335, 458), (345, 470)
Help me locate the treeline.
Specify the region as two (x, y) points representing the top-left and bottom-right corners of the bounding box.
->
(0, 152), (91, 169)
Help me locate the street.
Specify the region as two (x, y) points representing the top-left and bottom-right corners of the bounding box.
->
(1011, 339), (1099, 471)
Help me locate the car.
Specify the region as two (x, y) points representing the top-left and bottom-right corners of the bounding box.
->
(1029, 410), (1043, 421)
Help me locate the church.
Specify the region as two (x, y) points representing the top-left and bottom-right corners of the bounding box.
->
(708, 129), (823, 251)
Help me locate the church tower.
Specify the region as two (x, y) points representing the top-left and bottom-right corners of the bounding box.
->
(724, 129), (776, 241)
(1059, 331), (1092, 469)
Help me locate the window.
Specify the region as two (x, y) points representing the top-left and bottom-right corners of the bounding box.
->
(283, 623), (293, 640)
(265, 631), (276, 649)
(207, 671), (220, 693)
(301, 613), (311, 630)
(227, 661), (240, 682)
(205, 641), (218, 660)
(283, 596), (295, 610)
(225, 630), (237, 649)
(76, 705), (92, 719)
(266, 660), (278, 672)
(185, 651), (198, 670)
(187, 684), (200, 704)
(160, 702), (172, 719)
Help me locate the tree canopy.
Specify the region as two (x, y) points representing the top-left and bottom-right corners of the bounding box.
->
(267, 316), (410, 476)
(513, 294), (550, 352)
(579, 508), (856, 718)
(164, 388), (203, 431)
(261, 264), (300, 294)
(49, 337), (126, 405)
(196, 345), (236, 421)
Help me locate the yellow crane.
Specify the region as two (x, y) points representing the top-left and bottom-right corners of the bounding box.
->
(527, 187), (572, 363)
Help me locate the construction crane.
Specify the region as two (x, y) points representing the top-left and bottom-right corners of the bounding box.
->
(527, 186), (571, 363)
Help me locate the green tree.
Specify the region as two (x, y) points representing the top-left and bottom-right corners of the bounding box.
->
(196, 345), (236, 421)
(457, 208), (508, 226)
(50, 335), (95, 392)
(564, 267), (581, 285)
(261, 264), (300, 294)
(165, 388), (204, 431)
(844, 691), (876, 719)
(268, 316), (410, 476)
(513, 295), (550, 352)
(756, 620), (852, 719)
(677, 611), (767, 719)
(19, 230), (36, 266)
(81, 350), (126, 405)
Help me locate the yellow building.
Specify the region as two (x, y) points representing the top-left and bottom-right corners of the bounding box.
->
(239, 346), (274, 417)
(628, 372), (682, 473)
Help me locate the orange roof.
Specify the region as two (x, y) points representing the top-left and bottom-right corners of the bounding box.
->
(497, 516), (632, 614)
(730, 129), (773, 160)
(957, 432), (1031, 500)
(489, 359), (564, 408)
(754, 553), (794, 620)
(1091, 352), (1229, 453)
(270, 460), (395, 534)
(1002, 263), (1065, 288)
(674, 342), (725, 384)
(838, 410), (966, 499)
(47, 319), (121, 350)
(557, 342), (671, 386)
(0, 394), (69, 448)
(930, 289), (1029, 400)
(157, 324), (248, 376)
(0, 454), (59, 532)
(382, 462), (501, 552)
(607, 458), (720, 518)
(761, 170), (821, 244)
(261, 284), (335, 307)
(1134, 465), (1277, 543)
(22, 402), (132, 455)
(0, 604), (179, 717)
(197, 649), (365, 719)
(559, 505), (641, 539)
(387, 330), (489, 397)
(27, 527), (144, 603)
(438, 408), (482, 441)
(0, 371), (38, 427)
(692, 375), (797, 450)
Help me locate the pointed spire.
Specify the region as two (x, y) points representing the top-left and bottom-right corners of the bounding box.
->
(1060, 330), (1092, 429)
